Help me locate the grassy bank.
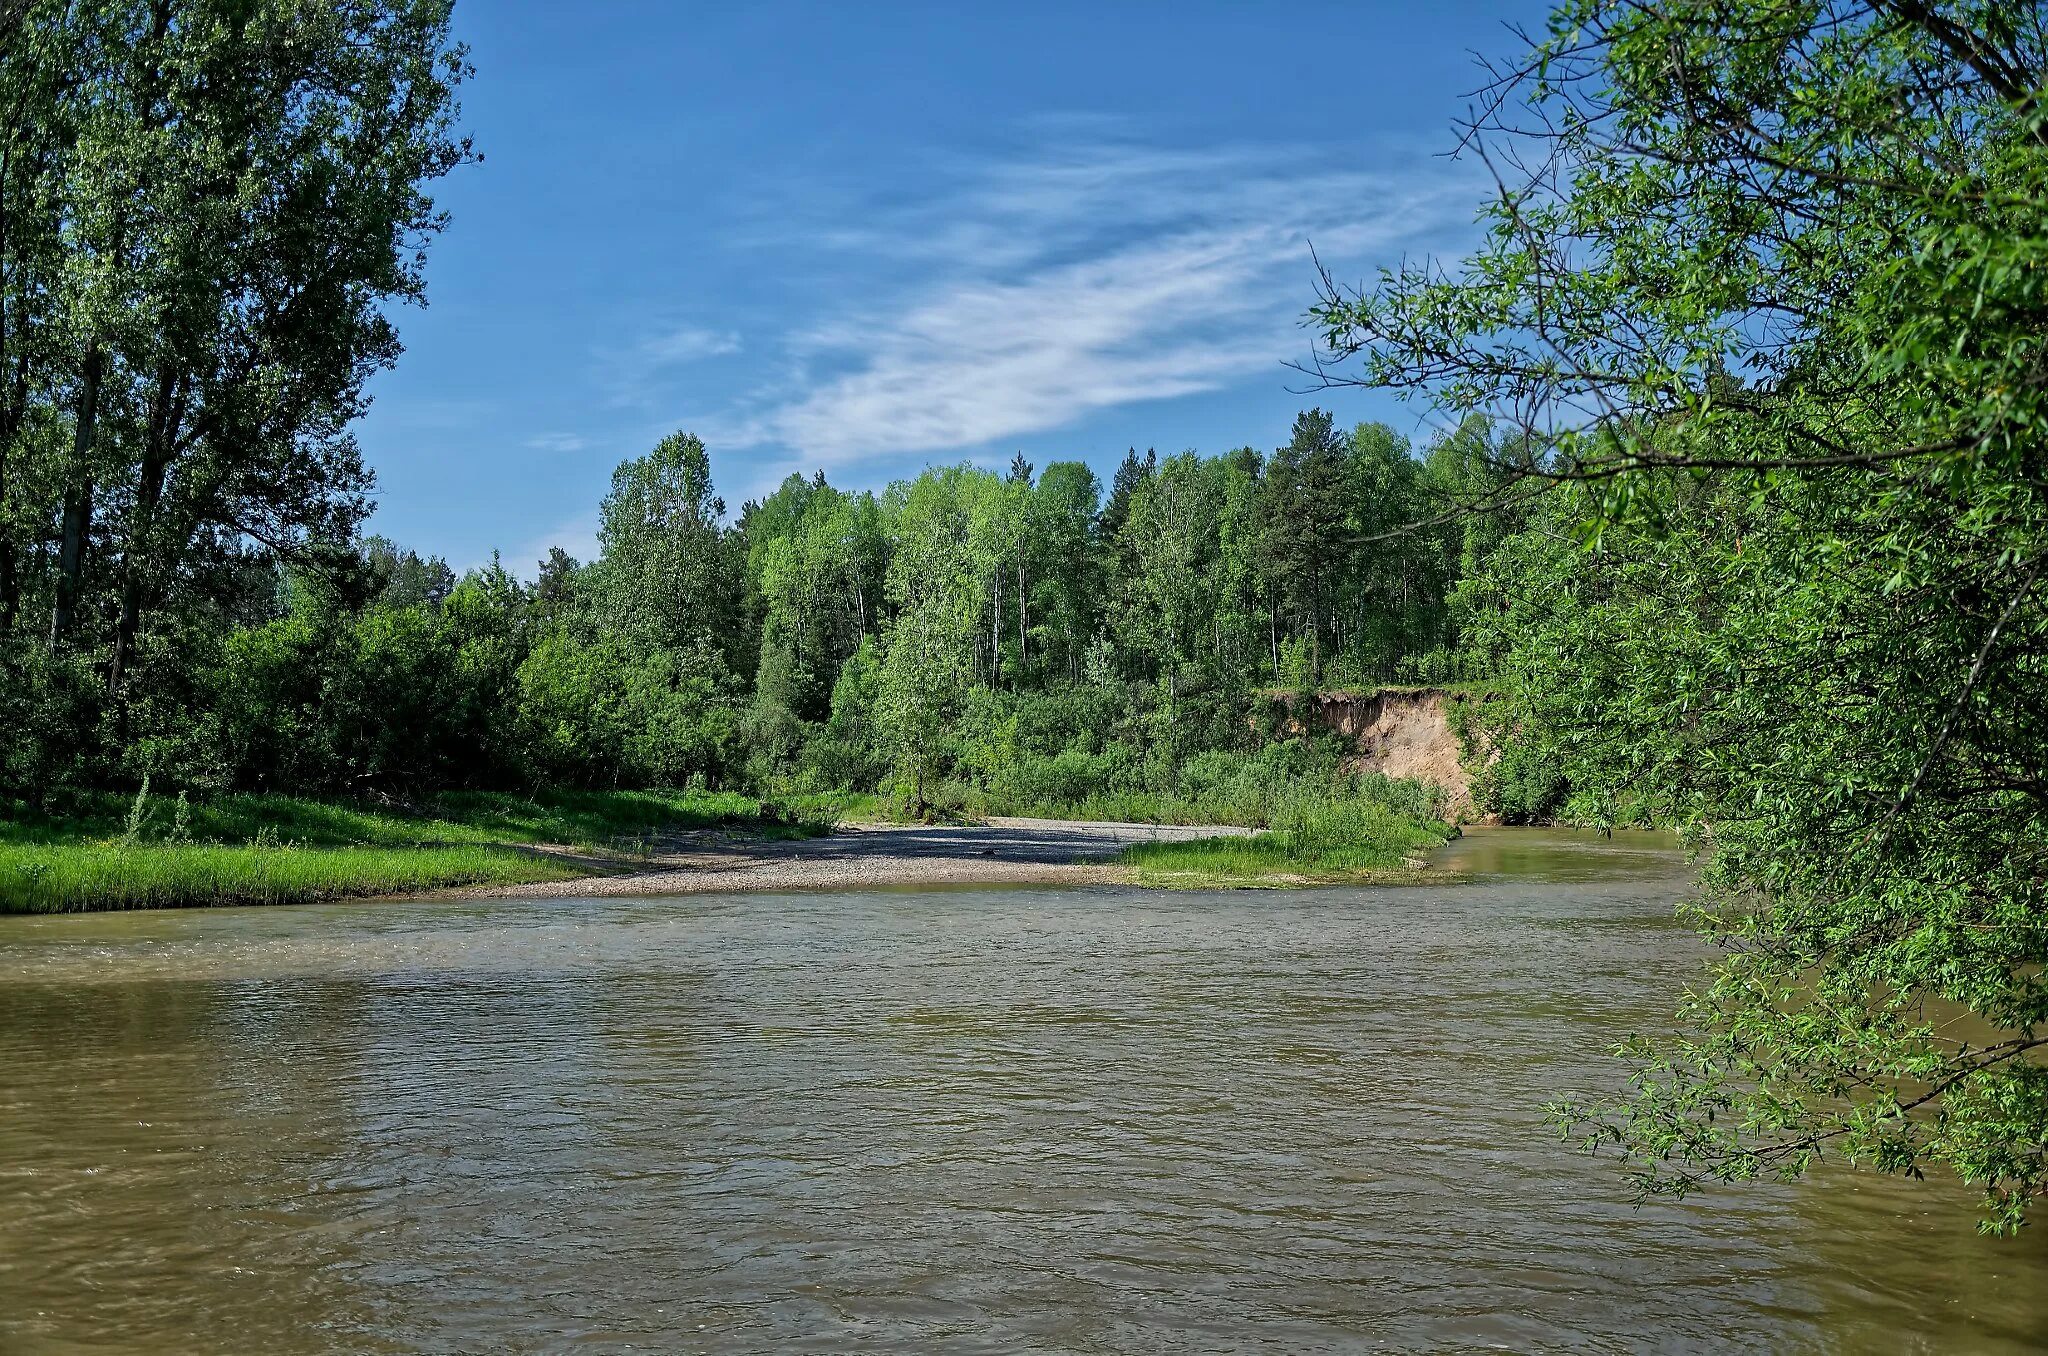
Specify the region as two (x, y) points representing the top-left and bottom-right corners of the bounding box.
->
(1, 786), (842, 850)
(0, 842), (580, 913)
(0, 781), (1449, 911)
(1119, 798), (1453, 888)
(0, 786), (841, 914)
(853, 769), (1446, 831)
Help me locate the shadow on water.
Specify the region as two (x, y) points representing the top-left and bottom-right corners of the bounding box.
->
(1, 828), (2043, 1352)
(1430, 823), (1689, 883)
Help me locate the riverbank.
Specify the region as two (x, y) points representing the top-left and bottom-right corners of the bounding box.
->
(0, 788), (837, 913)
(438, 806), (1457, 901)
(2, 788), (1448, 912)
(439, 817), (1261, 900)
(1120, 801), (1452, 888)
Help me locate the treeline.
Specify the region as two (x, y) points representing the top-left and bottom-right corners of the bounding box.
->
(739, 409), (1508, 810)
(8, 412), (1510, 813)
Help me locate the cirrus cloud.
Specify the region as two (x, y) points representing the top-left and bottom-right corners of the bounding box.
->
(665, 138), (1477, 489)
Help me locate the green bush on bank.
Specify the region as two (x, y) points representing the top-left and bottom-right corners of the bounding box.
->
(802, 729), (1449, 830)
(1120, 796), (1452, 886)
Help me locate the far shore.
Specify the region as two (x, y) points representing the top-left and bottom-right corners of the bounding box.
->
(436, 817), (1261, 900)
(1, 792), (1452, 915)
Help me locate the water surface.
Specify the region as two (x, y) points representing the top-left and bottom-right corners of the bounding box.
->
(2, 829), (2043, 1352)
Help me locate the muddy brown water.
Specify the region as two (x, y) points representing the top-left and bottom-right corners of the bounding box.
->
(1, 828), (2044, 1353)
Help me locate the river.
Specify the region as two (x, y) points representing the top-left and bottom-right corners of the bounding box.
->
(1, 828), (2043, 1352)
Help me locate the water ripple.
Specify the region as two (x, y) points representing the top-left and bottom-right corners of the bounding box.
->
(0, 830), (2043, 1353)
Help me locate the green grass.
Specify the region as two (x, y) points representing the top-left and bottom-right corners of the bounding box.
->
(1119, 798), (1454, 888)
(882, 778), (1446, 832)
(0, 786), (841, 914)
(1, 786), (837, 850)
(0, 841), (582, 914)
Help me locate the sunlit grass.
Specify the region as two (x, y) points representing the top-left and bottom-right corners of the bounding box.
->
(1121, 798), (1452, 887)
(0, 787), (837, 850)
(0, 786), (843, 913)
(0, 842), (581, 914)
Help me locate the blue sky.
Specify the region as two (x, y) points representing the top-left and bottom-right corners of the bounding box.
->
(356, 2), (1539, 572)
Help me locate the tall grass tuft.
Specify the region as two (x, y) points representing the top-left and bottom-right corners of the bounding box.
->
(0, 786), (840, 914)
(0, 842), (578, 914)
(1119, 794), (1451, 887)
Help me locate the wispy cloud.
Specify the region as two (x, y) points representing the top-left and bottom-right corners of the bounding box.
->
(525, 432), (592, 454)
(670, 138), (1475, 480)
(637, 324), (741, 365)
(599, 323), (743, 408)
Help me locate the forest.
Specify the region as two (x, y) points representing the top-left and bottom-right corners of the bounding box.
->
(3, 410), (1511, 820)
(0, 0), (2044, 1233)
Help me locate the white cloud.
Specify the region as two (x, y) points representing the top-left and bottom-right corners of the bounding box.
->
(636, 324), (741, 365)
(685, 139), (1476, 474)
(525, 432), (591, 454)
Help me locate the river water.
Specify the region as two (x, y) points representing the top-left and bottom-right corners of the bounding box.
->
(1, 829), (2043, 1353)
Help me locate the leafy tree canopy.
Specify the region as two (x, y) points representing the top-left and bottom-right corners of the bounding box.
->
(1309, 0), (2048, 1230)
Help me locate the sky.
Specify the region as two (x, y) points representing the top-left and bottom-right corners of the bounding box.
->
(355, 1), (1542, 573)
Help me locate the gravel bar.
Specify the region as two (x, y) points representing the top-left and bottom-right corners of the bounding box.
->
(450, 817), (1256, 898)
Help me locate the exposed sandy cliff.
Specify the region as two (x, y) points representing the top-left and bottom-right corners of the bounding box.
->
(1270, 688), (1482, 821)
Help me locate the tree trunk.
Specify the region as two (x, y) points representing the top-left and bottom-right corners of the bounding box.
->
(106, 463), (163, 693)
(50, 342), (103, 645)
(0, 415), (14, 634)
(1015, 554), (1027, 670)
(1308, 584), (1322, 686)
(108, 367), (181, 693)
(0, 331), (17, 637)
(0, 509), (14, 635)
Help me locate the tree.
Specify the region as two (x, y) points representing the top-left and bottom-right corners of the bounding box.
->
(1308, 0), (2048, 1230)
(1116, 452), (1232, 763)
(0, 7), (70, 638)
(876, 595), (969, 816)
(876, 464), (992, 811)
(529, 546), (584, 631)
(1030, 461), (1100, 683)
(592, 431), (743, 669)
(1212, 446), (1270, 685)
(1099, 446), (1154, 543)
(1260, 410), (1352, 682)
(363, 536), (455, 610)
(100, 2), (468, 688)
(0, 0), (473, 785)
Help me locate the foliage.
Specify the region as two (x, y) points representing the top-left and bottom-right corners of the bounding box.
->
(0, 0), (472, 693)
(1309, 0), (2048, 1230)
(5, 363), (1483, 814)
(591, 432), (748, 672)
